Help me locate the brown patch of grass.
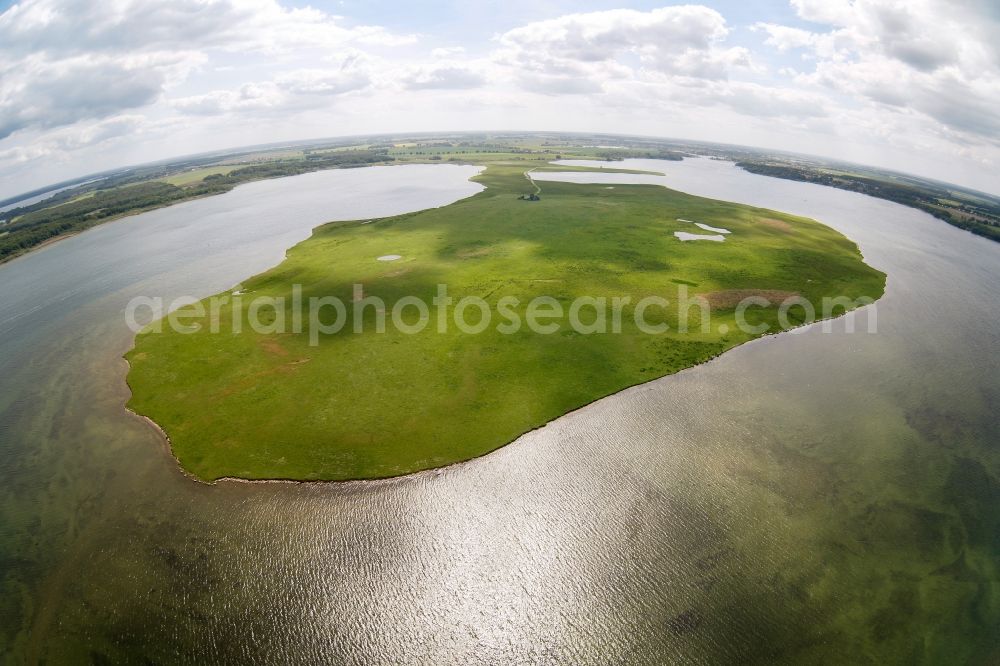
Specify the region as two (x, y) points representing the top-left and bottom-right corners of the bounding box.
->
(757, 217), (793, 232)
(259, 337), (289, 357)
(214, 356), (308, 399)
(703, 289), (799, 310)
(456, 246), (492, 258)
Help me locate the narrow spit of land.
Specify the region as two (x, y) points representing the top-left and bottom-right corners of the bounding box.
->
(126, 161), (885, 481)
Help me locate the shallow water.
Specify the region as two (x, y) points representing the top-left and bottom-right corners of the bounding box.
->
(1, 158), (998, 663)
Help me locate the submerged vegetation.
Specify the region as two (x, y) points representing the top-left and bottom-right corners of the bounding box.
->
(126, 159), (885, 481)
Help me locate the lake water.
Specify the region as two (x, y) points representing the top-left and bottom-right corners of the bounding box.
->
(1, 158), (998, 663)
(0, 178), (105, 217)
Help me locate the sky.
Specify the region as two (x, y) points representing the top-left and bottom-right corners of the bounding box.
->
(1, 0), (998, 199)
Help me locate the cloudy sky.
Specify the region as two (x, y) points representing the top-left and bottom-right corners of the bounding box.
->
(1, 0), (998, 199)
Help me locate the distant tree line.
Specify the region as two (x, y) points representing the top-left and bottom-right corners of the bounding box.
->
(596, 149), (684, 162)
(736, 161), (1000, 243)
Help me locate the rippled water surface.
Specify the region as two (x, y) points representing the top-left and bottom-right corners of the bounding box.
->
(1, 158), (998, 664)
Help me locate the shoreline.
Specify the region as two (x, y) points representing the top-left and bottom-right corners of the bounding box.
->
(120, 159), (885, 487)
(127, 293), (882, 488)
(0, 159), (426, 269)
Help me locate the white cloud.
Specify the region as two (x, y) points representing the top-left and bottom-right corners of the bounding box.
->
(431, 46), (465, 58)
(761, 0), (1000, 144)
(492, 5), (755, 93)
(172, 83), (285, 116)
(1, 0), (999, 197)
(401, 65), (486, 90)
(0, 114), (151, 163)
(277, 53), (375, 93)
(788, 0), (856, 26)
(0, 55), (169, 138)
(752, 23), (816, 52)
(0, 0), (415, 56)
(686, 81), (830, 120)
(172, 52), (376, 116)
(0, 0), (412, 138)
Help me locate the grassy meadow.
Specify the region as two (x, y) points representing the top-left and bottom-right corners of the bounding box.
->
(126, 162), (885, 481)
(157, 165), (240, 187)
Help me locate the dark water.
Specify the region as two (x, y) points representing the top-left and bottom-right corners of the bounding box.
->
(0, 158), (997, 664)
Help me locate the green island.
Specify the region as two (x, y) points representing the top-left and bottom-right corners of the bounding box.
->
(125, 158), (885, 481)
